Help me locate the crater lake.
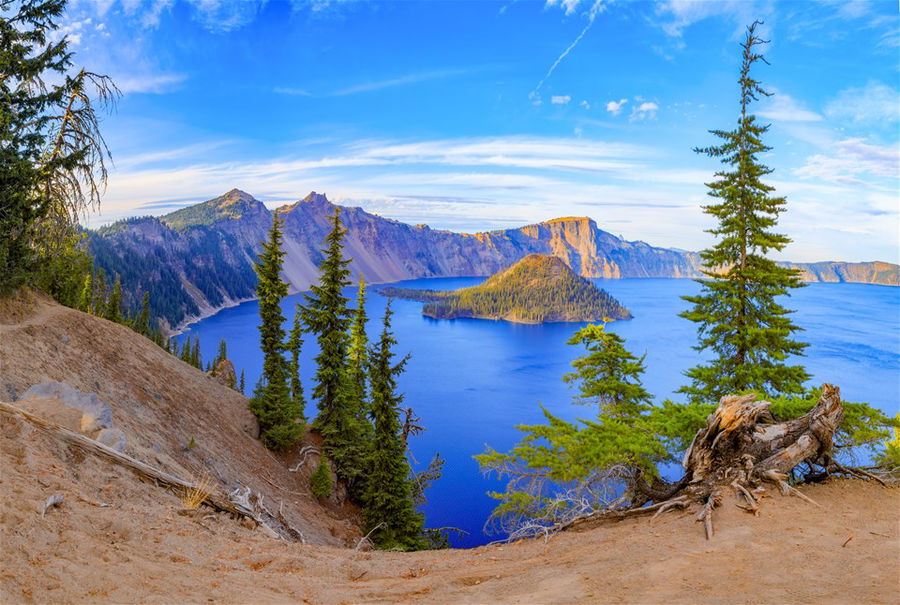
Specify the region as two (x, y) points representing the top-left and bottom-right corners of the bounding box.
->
(177, 278), (899, 547)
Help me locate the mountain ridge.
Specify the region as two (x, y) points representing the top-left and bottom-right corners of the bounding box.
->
(87, 190), (900, 332)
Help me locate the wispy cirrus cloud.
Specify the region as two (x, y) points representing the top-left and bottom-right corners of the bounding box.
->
(758, 91), (822, 122)
(275, 67), (484, 98)
(794, 138), (899, 185)
(332, 68), (473, 96)
(653, 0), (772, 40)
(824, 80), (899, 125)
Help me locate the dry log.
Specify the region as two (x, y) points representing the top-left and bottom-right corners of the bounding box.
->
(1, 401), (253, 519)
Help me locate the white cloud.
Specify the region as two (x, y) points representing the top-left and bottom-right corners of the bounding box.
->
(580, 100), (590, 110)
(794, 138), (899, 184)
(630, 101), (659, 121)
(824, 81), (899, 125)
(758, 92), (822, 122)
(605, 98), (627, 115)
(274, 87), (314, 96)
(545, 0), (584, 16)
(654, 0), (769, 39)
(332, 68), (472, 96)
(113, 72), (187, 94)
(551, 95), (572, 105)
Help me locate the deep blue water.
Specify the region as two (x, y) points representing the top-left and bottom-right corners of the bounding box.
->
(179, 279), (899, 548)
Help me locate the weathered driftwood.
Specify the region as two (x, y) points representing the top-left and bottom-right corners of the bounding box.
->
(644, 384), (848, 537)
(561, 384), (876, 540)
(1, 401), (254, 519)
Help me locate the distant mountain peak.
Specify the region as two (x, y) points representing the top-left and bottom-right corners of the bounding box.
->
(221, 188), (256, 201)
(161, 189), (267, 230)
(301, 191), (331, 205)
(544, 216), (593, 225)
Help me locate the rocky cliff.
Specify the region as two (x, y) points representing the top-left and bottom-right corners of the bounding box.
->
(87, 189), (899, 331)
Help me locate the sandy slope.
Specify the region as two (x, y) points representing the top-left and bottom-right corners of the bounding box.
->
(0, 290), (360, 547)
(2, 415), (897, 604)
(1, 291), (898, 604)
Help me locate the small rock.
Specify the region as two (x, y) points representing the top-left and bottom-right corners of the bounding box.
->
(21, 381), (112, 433)
(96, 428), (127, 452)
(241, 517), (257, 530)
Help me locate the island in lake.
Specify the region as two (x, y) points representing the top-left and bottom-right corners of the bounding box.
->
(380, 253), (632, 324)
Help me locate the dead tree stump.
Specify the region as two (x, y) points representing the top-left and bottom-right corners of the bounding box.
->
(650, 384), (845, 537)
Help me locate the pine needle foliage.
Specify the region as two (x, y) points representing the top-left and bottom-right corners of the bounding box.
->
(476, 323), (668, 533)
(364, 301), (425, 550)
(680, 21), (809, 403)
(248, 214), (302, 450)
(1, 0), (118, 294)
(301, 209), (368, 487)
(310, 454), (334, 498)
(286, 308), (306, 421)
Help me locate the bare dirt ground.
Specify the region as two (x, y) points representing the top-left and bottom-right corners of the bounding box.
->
(1, 291), (898, 604)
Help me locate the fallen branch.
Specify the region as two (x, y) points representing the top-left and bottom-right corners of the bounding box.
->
(356, 522), (387, 551)
(289, 446), (321, 472)
(1, 401), (254, 519)
(830, 461), (888, 487)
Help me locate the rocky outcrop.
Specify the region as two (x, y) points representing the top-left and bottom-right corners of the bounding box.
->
(87, 190), (899, 332)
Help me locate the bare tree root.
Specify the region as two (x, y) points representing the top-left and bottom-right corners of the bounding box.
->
(696, 490), (722, 540)
(760, 469), (822, 508)
(554, 385), (846, 540)
(288, 446), (321, 472)
(651, 497), (691, 520)
(829, 461), (888, 487)
(731, 480), (759, 515)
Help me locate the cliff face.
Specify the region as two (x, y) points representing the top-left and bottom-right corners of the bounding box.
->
(87, 190), (899, 331)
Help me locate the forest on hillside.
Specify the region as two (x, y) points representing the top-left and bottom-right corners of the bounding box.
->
(382, 254), (631, 323)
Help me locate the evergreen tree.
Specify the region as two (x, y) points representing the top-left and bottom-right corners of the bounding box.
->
(680, 21), (808, 403)
(239, 369), (246, 395)
(79, 272), (93, 313)
(364, 301), (424, 549)
(135, 292), (151, 336)
(347, 277), (370, 415)
(0, 0), (117, 295)
(301, 209), (361, 479)
(477, 323), (667, 532)
(93, 267), (108, 314)
(190, 335), (201, 369)
(248, 214), (302, 450)
(310, 454), (334, 498)
(563, 323), (652, 419)
(286, 308), (306, 420)
(216, 339), (228, 364)
(105, 276), (122, 323)
(180, 336), (192, 364)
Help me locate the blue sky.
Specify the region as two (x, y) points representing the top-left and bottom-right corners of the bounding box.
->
(60, 0), (898, 263)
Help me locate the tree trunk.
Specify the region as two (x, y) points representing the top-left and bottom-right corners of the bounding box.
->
(667, 384), (845, 537)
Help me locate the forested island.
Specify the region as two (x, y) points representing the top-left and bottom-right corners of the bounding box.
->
(380, 254), (631, 323)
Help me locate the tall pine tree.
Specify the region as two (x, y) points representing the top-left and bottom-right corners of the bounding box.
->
(347, 277), (373, 431)
(249, 213), (303, 450)
(680, 21), (808, 403)
(301, 209), (365, 484)
(105, 276), (122, 323)
(287, 308), (306, 421)
(135, 292), (151, 336)
(364, 300), (424, 549)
